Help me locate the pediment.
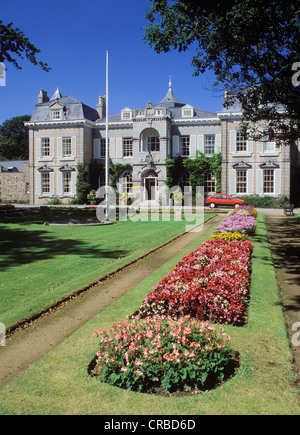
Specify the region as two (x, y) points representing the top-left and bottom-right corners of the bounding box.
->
(38, 165), (53, 173)
(233, 161), (252, 169)
(50, 101), (63, 109)
(59, 164), (75, 172)
(260, 160), (279, 169)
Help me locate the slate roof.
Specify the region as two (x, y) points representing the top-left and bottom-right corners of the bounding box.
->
(156, 85), (185, 108)
(0, 160), (28, 172)
(30, 90), (99, 122)
(96, 85), (217, 124)
(220, 87), (286, 114)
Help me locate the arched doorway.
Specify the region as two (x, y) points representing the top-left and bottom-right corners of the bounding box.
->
(142, 169), (158, 201)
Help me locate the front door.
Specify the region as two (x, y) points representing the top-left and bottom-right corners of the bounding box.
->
(145, 178), (156, 200)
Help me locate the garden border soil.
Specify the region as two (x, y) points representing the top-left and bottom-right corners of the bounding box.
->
(0, 215), (220, 389)
(265, 214), (300, 386)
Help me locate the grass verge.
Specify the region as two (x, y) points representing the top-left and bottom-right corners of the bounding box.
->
(0, 210), (210, 329)
(0, 213), (299, 415)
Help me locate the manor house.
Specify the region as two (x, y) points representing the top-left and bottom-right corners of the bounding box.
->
(24, 82), (300, 205)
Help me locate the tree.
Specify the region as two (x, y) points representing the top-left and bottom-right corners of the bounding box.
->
(0, 115), (30, 160)
(74, 164), (91, 204)
(144, 0), (300, 145)
(0, 20), (50, 71)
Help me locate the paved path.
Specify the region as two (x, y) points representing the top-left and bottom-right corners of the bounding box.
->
(0, 215), (221, 389)
(265, 213), (300, 385)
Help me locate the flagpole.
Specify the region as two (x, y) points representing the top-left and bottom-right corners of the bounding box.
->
(105, 51), (109, 220)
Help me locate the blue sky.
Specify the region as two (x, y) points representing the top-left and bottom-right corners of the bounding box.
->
(0, 0), (224, 125)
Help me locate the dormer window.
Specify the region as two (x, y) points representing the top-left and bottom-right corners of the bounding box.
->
(121, 107), (132, 120)
(52, 110), (61, 120)
(182, 105), (194, 118)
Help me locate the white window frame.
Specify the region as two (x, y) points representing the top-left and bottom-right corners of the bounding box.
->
(52, 110), (61, 120)
(41, 172), (50, 194)
(147, 136), (160, 152)
(123, 137), (133, 157)
(179, 136), (190, 157)
(236, 131), (247, 153)
(236, 170), (247, 194)
(204, 170), (216, 195)
(63, 172), (72, 194)
(100, 138), (110, 157)
(263, 169), (275, 194)
(63, 137), (72, 157)
(41, 138), (50, 158)
(183, 109), (193, 117)
(121, 108), (132, 120)
(204, 135), (215, 155)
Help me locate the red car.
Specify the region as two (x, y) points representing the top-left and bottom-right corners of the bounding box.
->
(206, 193), (245, 209)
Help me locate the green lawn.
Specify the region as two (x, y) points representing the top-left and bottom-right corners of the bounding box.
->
(0, 213), (299, 415)
(0, 208), (209, 329)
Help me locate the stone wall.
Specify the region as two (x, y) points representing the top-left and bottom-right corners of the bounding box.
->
(0, 162), (29, 203)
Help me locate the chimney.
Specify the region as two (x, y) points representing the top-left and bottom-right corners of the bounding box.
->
(38, 90), (49, 104)
(96, 96), (106, 119)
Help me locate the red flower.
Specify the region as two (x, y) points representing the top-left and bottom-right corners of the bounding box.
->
(137, 240), (253, 326)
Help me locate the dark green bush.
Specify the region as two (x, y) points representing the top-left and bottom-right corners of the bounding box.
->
(238, 194), (289, 208)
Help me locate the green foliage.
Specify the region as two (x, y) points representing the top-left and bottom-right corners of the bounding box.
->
(109, 163), (133, 190)
(92, 316), (232, 393)
(0, 115), (30, 160)
(166, 152), (222, 194)
(46, 195), (62, 205)
(87, 190), (97, 202)
(0, 20), (50, 71)
(165, 155), (185, 188)
(238, 194), (289, 209)
(89, 162), (104, 190)
(74, 164), (91, 204)
(144, 0), (300, 145)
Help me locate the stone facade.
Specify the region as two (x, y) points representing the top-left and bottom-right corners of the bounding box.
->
(23, 84), (300, 205)
(0, 161), (29, 203)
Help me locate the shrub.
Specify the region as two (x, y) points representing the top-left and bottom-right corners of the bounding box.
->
(92, 315), (232, 393)
(238, 194), (289, 209)
(75, 164), (91, 204)
(137, 239), (253, 325)
(46, 195), (61, 205)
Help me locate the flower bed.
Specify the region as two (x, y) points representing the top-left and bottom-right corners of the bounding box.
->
(91, 315), (233, 394)
(213, 214), (256, 236)
(228, 205), (258, 219)
(136, 239), (253, 326)
(91, 214), (255, 394)
(211, 232), (249, 241)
